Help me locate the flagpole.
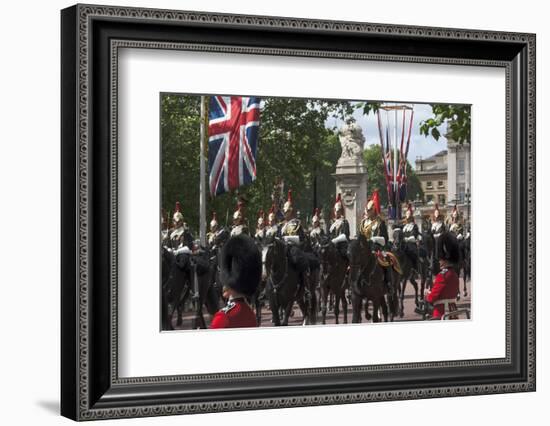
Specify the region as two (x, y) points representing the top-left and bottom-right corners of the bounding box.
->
(199, 95), (208, 247)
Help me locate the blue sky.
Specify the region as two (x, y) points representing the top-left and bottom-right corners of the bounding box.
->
(325, 102), (448, 165)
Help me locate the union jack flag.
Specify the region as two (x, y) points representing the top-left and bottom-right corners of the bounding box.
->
(208, 96), (261, 196)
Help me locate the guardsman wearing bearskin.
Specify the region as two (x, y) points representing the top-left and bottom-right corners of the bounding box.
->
(329, 193), (350, 260)
(402, 203), (420, 271)
(424, 232), (460, 319)
(309, 208), (325, 246)
(166, 201), (194, 250)
(254, 209), (266, 242)
(210, 234), (262, 329)
(264, 204), (280, 243)
(448, 205), (464, 241)
(230, 199), (249, 237)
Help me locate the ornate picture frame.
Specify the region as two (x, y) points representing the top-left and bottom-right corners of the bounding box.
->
(61, 4), (535, 420)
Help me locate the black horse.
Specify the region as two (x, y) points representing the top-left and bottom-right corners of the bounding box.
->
(392, 227), (428, 317)
(263, 238), (309, 326)
(161, 247), (219, 330)
(317, 236), (349, 325)
(457, 233), (470, 298)
(347, 235), (394, 323)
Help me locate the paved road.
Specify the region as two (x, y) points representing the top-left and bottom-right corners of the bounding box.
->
(170, 278), (471, 330)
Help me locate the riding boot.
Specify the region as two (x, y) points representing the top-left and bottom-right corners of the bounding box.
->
(384, 268), (394, 294)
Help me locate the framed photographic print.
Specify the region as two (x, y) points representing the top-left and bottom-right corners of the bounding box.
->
(61, 4), (536, 421)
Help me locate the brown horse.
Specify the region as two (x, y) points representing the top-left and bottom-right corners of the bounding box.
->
(347, 235), (390, 323)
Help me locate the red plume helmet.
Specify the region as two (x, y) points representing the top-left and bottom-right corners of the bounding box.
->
(175, 201), (181, 212)
(371, 189), (381, 215)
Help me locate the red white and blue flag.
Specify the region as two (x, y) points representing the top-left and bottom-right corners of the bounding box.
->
(208, 96), (261, 196)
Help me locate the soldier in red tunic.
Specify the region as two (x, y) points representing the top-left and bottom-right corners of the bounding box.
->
(424, 232), (460, 319)
(210, 234), (261, 329)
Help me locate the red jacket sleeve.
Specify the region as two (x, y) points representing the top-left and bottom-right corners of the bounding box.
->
(426, 273), (445, 303)
(210, 311), (229, 329)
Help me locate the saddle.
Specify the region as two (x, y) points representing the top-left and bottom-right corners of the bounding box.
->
(376, 251), (402, 275)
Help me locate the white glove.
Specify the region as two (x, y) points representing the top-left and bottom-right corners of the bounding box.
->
(331, 234), (347, 244)
(174, 246), (191, 255)
(283, 235), (300, 245)
(371, 236), (386, 246)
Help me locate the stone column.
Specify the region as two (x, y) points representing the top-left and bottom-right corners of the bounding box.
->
(332, 121), (368, 238)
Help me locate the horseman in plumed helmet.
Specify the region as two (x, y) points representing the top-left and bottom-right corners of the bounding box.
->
(309, 208), (325, 246)
(254, 209), (267, 243)
(166, 201), (194, 250)
(206, 212), (219, 247)
(278, 189), (309, 295)
(448, 205), (464, 240)
(424, 232), (461, 319)
(402, 203), (421, 272)
(329, 193), (350, 260)
(230, 199), (249, 237)
(430, 203), (446, 239)
(359, 190), (400, 292)
(264, 204), (280, 243)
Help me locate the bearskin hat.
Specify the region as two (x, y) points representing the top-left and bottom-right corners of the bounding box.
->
(220, 234), (262, 297)
(436, 232), (460, 264)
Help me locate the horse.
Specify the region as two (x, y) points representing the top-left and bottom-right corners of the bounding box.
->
(161, 247), (219, 330)
(317, 236), (349, 324)
(392, 227), (428, 317)
(263, 238), (309, 326)
(161, 247), (191, 330)
(454, 232), (470, 299)
(421, 227), (436, 291)
(347, 234), (392, 323)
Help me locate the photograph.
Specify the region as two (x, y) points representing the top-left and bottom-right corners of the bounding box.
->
(160, 94), (472, 330)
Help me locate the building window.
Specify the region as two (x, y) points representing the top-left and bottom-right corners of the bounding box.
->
(458, 159), (465, 175)
(426, 181), (433, 189)
(426, 195), (434, 203)
(438, 180), (444, 188)
(438, 194), (446, 205)
(457, 183), (465, 203)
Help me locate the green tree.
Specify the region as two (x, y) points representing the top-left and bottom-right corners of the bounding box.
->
(362, 144), (423, 209)
(161, 95), (348, 234)
(419, 104), (471, 144)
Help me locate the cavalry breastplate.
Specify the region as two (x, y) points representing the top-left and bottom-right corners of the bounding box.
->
(360, 218), (379, 239)
(231, 224), (246, 236)
(449, 223), (462, 234)
(281, 219), (301, 236)
(329, 218), (345, 235)
(403, 222), (416, 238)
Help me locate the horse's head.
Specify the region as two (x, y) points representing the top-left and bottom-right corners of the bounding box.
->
(392, 227), (403, 250)
(347, 235), (371, 287)
(163, 251), (191, 303)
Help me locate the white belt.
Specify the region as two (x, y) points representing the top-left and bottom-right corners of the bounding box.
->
(433, 298), (456, 312)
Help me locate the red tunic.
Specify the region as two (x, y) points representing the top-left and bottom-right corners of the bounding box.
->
(425, 267), (459, 319)
(210, 298), (257, 329)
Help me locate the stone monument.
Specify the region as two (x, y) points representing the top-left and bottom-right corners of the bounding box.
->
(332, 120), (368, 238)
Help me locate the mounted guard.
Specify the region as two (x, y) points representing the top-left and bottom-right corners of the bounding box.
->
(230, 199), (249, 237)
(359, 190), (401, 292)
(166, 201), (194, 250)
(279, 189), (309, 296)
(448, 205), (464, 240)
(254, 209), (266, 243)
(264, 204), (280, 243)
(309, 208), (325, 246)
(329, 193), (350, 260)
(402, 203), (421, 272)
